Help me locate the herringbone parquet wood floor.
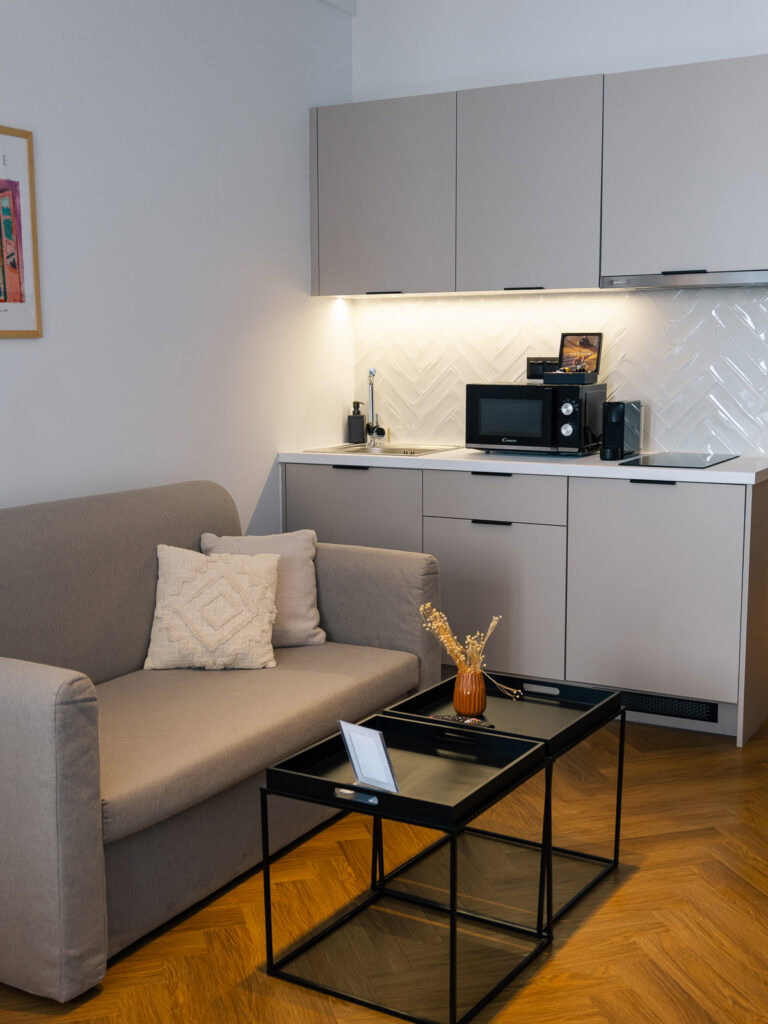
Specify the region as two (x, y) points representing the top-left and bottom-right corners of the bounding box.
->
(2, 719), (768, 1023)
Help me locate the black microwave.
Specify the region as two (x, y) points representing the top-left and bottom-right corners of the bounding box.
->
(466, 382), (607, 454)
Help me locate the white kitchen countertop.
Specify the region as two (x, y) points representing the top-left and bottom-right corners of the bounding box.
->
(278, 446), (768, 485)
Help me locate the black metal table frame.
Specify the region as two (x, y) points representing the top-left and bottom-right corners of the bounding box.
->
(386, 699), (627, 926)
(261, 704), (626, 1024)
(262, 757), (554, 1024)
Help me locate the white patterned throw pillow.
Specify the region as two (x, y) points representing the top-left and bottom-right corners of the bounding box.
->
(144, 545), (280, 670)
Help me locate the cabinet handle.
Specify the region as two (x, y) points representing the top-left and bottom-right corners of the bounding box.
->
(365, 290), (402, 295)
(471, 471), (513, 478)
(471, 518), (513, 526)
(504, 285), (544, 291)
(629, 479), (676, 486)
(661, 269), (707, 275)
(332, 465), (370, 471)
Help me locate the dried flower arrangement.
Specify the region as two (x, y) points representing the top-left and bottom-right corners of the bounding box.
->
(419, 602), (523, 703)
(419, 602), (499, 672)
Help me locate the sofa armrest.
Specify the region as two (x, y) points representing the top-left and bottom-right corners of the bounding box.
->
(0, 658), (106, 1001)
(315, 543), (441, 689)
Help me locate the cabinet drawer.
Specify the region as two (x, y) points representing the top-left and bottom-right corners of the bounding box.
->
(423, 470), (566, 525)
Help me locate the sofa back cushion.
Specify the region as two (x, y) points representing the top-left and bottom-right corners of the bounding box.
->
(0, 481), (241, 684)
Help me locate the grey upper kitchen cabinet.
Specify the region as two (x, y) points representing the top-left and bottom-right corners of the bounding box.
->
(283, 463), (422, 552)
(602, 55), (768, 282)
(456, 75), (603, 291)
(566, 477), (745, 703)
(312, 92), (456, 296)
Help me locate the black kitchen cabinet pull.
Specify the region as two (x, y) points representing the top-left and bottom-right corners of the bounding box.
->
(629, 479), (676, 486)
(471, 471), (513, 478)
(470, 518), (513, 526)
(332, 465), (370, 471)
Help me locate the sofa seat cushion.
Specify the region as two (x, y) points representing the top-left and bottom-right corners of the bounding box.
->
(97, 642), (418, 843)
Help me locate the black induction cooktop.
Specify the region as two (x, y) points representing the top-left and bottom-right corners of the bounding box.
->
(620, 452), (738, 469)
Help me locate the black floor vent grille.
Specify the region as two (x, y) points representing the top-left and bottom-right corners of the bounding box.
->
(621, 691), (718, 723)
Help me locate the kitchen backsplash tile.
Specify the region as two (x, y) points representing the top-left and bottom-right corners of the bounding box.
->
(352, 287), (768, 454)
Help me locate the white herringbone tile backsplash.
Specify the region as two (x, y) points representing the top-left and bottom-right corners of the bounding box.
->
(352, 287), (768, 454)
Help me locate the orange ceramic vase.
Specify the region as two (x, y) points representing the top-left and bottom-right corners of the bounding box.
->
(453, 669), (487, 716)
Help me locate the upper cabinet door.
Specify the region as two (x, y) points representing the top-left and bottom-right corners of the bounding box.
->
(602, 55), (768, 278)
(456, 75), (603, 292)
(315, 93), (456, 296)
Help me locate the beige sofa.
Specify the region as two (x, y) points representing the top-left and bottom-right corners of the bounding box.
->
(0, 481), (439, 1002)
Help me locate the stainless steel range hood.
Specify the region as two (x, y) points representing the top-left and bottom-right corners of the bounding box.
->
(600, 269), (768, 290)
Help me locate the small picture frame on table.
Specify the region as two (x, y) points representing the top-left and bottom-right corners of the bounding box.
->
(339, 720), (399, 793)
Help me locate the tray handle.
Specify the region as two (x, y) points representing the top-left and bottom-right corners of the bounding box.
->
(431, 727), (480, 744)
(523, 682), (561, 697)
(334, 787), (380, 806)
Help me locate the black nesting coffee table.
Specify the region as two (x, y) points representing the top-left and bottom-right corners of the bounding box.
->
(262, 713), (552, 1024)
(386, 675), (625, 924)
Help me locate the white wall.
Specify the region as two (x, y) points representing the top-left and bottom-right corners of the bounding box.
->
(0, 0), (354, 529)
(352, 0), (768, 99)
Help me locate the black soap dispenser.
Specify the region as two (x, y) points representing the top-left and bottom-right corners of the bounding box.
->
(348, 401), (366, 444)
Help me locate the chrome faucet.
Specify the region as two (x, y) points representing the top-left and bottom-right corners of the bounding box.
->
(366, 368), (386, 447)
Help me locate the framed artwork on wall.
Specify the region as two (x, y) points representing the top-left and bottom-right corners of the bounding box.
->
(0, 126), (42, 338)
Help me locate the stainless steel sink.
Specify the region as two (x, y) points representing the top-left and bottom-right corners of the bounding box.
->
(305, 444), (458, 457)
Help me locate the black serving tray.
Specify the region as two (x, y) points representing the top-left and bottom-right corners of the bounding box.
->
(266, 714), (545, 831)
(386, 677), (621, 758)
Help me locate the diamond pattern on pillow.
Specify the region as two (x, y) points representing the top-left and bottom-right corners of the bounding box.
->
(144, 545), (280, 670)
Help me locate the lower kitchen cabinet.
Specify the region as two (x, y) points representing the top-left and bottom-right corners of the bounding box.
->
(283, 463), (422, 551)
(566, 477), (745, 702)
(423, 515), (566, 680)
(281, 456), (768, 742)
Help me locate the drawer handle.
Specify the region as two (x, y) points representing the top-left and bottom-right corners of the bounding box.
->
(661, 269), (707, 275)
(334, 787), (379, 805)
(504, 285), (544, 291)
(365, 290), (403, 295)
(629, 479), (676, 486)
(471, 518), (513, 526)
(471, 471), (513, 478)
(332, 465), (370, 471)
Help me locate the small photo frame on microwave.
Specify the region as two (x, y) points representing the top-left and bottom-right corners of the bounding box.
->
(339, 720), (399, 793)
(559, 333), (603, 374)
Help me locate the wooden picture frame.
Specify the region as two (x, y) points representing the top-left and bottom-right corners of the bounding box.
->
(0, 126), (42, 338)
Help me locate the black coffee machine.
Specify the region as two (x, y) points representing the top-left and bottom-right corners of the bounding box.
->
(601, 401), (643, 460)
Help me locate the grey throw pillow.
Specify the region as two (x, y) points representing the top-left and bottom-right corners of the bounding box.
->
(201, 530), (325, 648)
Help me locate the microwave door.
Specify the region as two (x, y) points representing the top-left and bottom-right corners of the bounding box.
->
(467, 386), (555, 449)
